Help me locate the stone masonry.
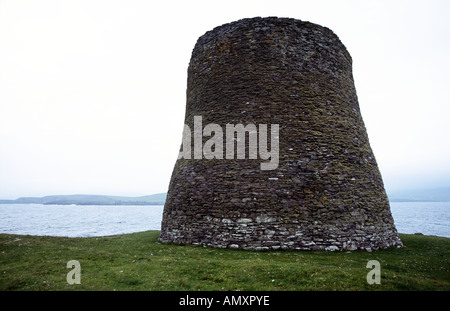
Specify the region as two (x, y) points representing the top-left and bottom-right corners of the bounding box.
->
(158, 17), (403, 251)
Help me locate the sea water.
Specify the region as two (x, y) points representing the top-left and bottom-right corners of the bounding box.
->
(0, 202), (448, 238)
(0, 204), (163, 237)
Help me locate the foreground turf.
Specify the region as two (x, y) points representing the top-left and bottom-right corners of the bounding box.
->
(0, 231), (448, 291)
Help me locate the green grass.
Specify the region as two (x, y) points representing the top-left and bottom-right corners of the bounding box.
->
(0, 232), (448, 291)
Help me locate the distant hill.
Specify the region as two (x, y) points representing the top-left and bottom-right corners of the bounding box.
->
(387, 187), (450, 202)
(0, 193), (167, 205)
(2, 187), (448, 205)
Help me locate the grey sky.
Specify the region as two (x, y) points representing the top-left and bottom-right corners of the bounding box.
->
(1, 0), (449, 199)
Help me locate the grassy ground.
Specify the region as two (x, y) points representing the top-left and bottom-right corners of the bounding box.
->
(0, 231), (448, 291)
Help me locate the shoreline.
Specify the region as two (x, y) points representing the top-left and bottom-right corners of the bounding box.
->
(1, 230), (449, 240)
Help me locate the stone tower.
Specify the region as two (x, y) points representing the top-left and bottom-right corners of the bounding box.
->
(159, 17), (403, 251)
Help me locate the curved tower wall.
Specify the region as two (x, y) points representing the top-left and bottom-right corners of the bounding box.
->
(159, 17), (402, 251)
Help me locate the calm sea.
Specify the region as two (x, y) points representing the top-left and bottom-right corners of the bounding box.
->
(0, 204), (163, 237)
(0, 202), (448, 238)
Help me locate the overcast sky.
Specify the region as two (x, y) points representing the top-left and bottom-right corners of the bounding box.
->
(1, 0), (449, 199)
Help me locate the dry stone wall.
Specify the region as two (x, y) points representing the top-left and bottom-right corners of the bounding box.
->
(158, 17), (403, 251)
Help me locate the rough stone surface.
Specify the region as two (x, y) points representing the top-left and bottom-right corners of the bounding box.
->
(158, 17), (403, 251)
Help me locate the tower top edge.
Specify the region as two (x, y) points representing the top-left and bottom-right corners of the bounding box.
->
(195, 16), (352, 64)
